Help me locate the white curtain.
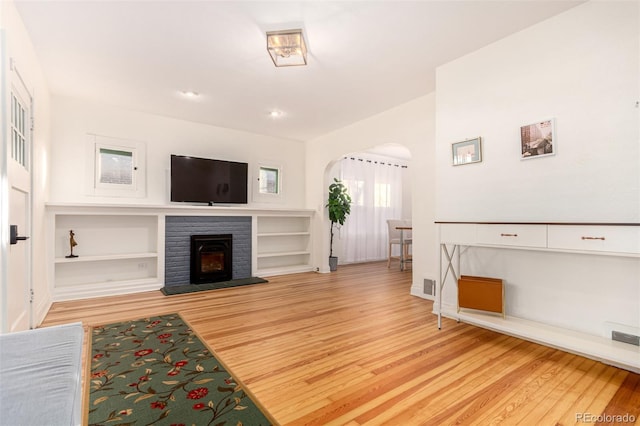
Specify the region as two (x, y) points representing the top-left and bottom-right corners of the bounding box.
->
(339, 157), (404, 263)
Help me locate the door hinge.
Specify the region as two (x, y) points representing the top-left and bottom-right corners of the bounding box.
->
(30, 289), (34, 303)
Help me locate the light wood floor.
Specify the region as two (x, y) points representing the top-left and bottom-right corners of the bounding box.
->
(43, 262), (640, 425)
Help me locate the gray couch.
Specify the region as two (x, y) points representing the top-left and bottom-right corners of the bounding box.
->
(0, 322), (84, 425)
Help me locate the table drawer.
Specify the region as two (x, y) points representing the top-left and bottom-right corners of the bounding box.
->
(547, 225), (640, 254)
(476, 224), (547, 248)
(439, 223), (477, 245)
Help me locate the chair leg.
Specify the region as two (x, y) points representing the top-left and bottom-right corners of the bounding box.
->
(387, 243), (392, 268)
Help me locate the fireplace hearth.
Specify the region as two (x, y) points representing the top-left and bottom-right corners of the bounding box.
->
(190, 234), (232, 284)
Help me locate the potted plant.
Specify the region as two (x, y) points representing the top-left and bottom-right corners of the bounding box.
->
(326, 178), (352, 271)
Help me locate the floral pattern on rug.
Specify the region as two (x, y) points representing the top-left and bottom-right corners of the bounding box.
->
(89, 313), (272, 426)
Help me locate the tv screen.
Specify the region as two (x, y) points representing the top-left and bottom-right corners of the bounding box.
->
(171, 155), (248, 204)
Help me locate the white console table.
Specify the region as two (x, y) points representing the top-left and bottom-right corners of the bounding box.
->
(436, 221), (640, 373)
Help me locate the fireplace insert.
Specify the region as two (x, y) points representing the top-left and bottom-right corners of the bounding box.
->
(190, 234), (232, 284)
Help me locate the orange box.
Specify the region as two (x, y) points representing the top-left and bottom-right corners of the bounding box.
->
(458, 275), (504, 317)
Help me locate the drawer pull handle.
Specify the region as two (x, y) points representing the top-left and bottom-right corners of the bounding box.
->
(581, 236), (605, 241)
(500, 233), (518, 237)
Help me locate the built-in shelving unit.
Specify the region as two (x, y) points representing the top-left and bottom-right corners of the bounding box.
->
(256, 215), (313, 276)
(48, 211), (162, 301)
(47, 203), (315, 301)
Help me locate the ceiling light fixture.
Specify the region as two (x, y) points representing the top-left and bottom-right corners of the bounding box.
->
(266, 29), (307, 67)
(269, 110), (283, 118)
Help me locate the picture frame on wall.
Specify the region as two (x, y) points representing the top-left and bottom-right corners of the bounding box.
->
(452, 137), (482, 166)
(520, 118), (555, 159)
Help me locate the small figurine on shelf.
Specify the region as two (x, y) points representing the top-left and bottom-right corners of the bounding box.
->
(65, 230), (78, 258)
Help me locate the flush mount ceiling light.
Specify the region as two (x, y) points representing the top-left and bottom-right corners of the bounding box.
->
(266, 29), (307, 67)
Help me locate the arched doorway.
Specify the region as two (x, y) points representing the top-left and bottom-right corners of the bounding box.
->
(322, 143), (412, 271)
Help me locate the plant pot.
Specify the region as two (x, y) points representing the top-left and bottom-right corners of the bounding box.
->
(329, 256), (338, 272)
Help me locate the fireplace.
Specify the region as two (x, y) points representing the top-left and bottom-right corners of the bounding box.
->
(190, 234), (233, 284)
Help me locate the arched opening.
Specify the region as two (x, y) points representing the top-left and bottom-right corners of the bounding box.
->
(322, 143), (412, 273)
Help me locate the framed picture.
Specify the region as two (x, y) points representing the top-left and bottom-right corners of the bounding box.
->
(452, 137), (482, 166)
(520, 118), (555, 159)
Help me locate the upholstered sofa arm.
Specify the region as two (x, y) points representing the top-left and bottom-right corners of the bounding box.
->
(0, 322), (84, 425)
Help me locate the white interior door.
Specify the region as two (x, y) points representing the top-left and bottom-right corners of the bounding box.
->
(6, 78), (33, 332)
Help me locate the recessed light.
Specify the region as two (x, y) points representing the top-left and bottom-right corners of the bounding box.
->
(180, 90), (200, 98)
(270, 110), (283, 118)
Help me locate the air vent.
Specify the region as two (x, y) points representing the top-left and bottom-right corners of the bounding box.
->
(424, 279), (435, 296)
(612, 330), (640, 346)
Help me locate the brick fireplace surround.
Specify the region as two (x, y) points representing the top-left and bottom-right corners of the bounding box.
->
(164, 216), (252, 287)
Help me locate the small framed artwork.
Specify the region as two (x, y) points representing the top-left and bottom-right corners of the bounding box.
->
(452, 137), (482, 166)
(520, 118), (555, 159)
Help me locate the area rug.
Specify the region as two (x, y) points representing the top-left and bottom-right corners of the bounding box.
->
(88, 313), (275, 425)
(161, 277), (268, 296)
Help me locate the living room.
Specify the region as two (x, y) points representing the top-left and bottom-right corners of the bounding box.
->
(1, 0), (638, 424)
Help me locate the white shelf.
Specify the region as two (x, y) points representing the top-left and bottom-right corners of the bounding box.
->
(439, 307), (640, 373)
(257, 250), (311, 258)
(54, 252), (158, 263)
(54, 277), (162, 301)
(257, 232), (311, 237)
(257, 265), (315, 277)
(256, 214), (313, 275)
(48, 210), (162, 301)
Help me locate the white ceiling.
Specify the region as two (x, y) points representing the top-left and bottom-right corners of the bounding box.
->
(15, 1), (583, 142)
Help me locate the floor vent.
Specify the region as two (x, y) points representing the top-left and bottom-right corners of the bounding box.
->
(612, 330), (640, 346)
(423, 279), (435, 296)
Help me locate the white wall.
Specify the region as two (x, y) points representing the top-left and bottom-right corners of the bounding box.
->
(436, 1), (639, 223)
(0, 0), (52, 328)
(49, 96), (307, 209)
(305, 94), (436, 296)
(435, 1), (639, 335)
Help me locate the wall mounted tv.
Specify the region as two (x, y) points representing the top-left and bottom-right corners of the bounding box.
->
(170, 155), (248, 204)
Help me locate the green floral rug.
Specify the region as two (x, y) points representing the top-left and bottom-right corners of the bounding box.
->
(88, 313), (274, 426)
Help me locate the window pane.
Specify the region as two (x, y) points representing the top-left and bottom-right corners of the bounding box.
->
(259, 167), (279, 194)
(99, 148), (133, 185)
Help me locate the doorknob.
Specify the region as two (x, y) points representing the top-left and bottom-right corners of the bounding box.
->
(10, 225), (29, 245)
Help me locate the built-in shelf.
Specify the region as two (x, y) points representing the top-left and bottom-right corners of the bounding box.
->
(47, 204), (316, 299)
(257, 250), (311, 258)
(256, 215), (313, 276)
(48, 210), (161, 300)
(257, 232), (311, 237)
(54, 253), (158, 263)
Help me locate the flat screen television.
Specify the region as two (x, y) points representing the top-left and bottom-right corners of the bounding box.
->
(170, 155), (248, 204)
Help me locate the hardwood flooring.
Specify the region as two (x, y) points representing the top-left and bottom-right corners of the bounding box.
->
(42, 262), (639, 425)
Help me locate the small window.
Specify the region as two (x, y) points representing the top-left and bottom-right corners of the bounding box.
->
(96, 144), (136, 190)
(86, 134), (146, 198)
(259, 166), (280, 195)
(97, 147), (135, 187)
